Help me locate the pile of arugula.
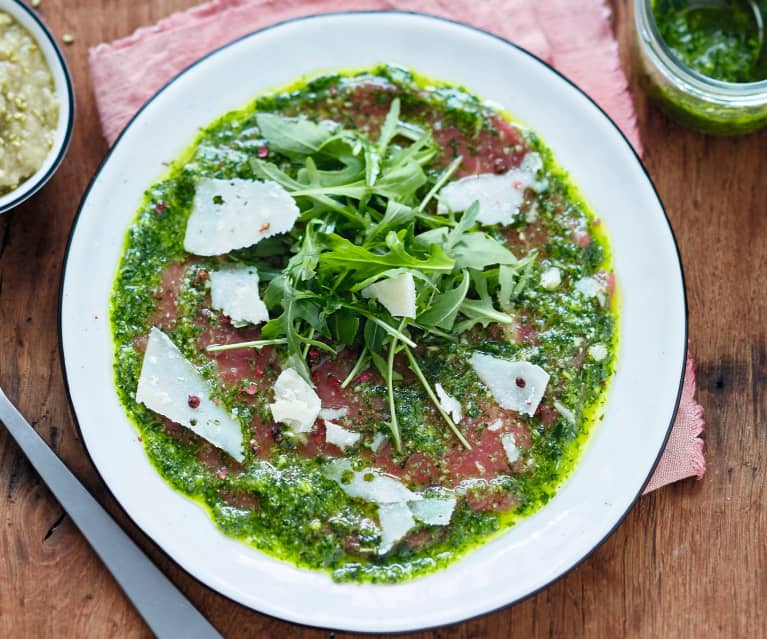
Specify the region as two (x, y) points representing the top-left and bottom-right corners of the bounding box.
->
(208, 100), (537, 452)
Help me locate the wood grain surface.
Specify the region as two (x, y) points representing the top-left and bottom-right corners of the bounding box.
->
(0, 1), (764, 637)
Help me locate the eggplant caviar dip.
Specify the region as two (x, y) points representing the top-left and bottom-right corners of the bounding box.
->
(111, 66), (618, 583)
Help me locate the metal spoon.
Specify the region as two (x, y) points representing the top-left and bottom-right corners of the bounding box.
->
(0, 385), (223, 639)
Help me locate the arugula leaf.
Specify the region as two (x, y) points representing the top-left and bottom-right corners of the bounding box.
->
(457, 298), (514, 330)
(366, 200), (415, 242)
(286, 219), (322, 281)
(250, 157), (364, 225)
(414, 201), (479, 251)
(451, 233), (518, 270)
(256, 113), (331, 156)
(497, 252), (537, 308)
(263, 274), (288, 309)
(453, 268), (514, 332)
(292, 297), (327, 334)
(319, 232), (454, 282)
(363, 319), (386, 353)
(369, 349), (391, 381)
(364, 142), (381, 187)
(415, 226), (448, 247)
(417, 270), (470, 330)
(445, 201), (481, 249)
(359, 98), (401, 188)
(378, 98), (400, 156)
(250, 156), (304, 189)
(498, 264), (518, 309)
(260, 278), (326, 382)
(328, 309), (360, 346)
(387, 128), (436, 171)
(373, 161), (427, 202)
(354, 311), (416, 348)
(414, 202), (516, 269)
(418, 155), (463, 213)
(362, 320), (402, 381)
(297, 154), (364, 188)
(512, 251), (538, 298)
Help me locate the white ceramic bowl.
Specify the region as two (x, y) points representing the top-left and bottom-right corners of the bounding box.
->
(60, 12), (687, 633)
(0, 0), (74, 214)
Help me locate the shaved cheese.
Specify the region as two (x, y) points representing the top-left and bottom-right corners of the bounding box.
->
(319, 406), (348, 421)
(554, 400), (575, 424)
(183, 179), (299, 256)
(409, 496), (456, 526)
(136, 327), (244, 462)
(540, 267), (561, 290)
(500, 432), (520, 464)
(324, 421), (360, 450)
(588, 343), (608, 361)
(269, 368), (320, 434)
(377, 502), (415, 555)
(325, 459), (457, 553)
(437, 152), (542, 225)
(575, 276), (607, 306)
(361, 272), (416, 318)
(469, 352), (550, 417)
(370, 432), (388, 453)
(487, 418), (504, 432)
(435, 383), (462, 423)
(209, 266), (269, 326)
(324, 460), (419, 503)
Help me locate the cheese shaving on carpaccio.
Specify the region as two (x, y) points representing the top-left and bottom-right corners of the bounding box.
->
(409, 496), (457, 526)
(325, 460), (456, 552)
(324, 460), (419, 504)
(269, 367), (321, 434)
(209, 266), (269, 326)
(319, 406), (349, 421)
(575, 275), (608, 306)
(469, 352), (550, 417)
(324, 421), (361, 450)
(500, 432), (521, 464)
(135, 327), (244, 462)
(361, 272), (417, 318)
(540, 266), (562, 290)
(435, 383), (463, 423)
(436, 152), (542, 225)
(183, 178), (299, 256)
(377, 502), (416, 555)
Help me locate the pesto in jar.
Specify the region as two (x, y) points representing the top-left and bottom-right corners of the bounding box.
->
(653, 0), (766, 83)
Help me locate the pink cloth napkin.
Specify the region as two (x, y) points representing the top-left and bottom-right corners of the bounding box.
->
(88, 0), (705, 492)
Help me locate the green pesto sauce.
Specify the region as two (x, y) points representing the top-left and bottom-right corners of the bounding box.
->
(653, 0), (766, 82)
(110, 65), (618, 584)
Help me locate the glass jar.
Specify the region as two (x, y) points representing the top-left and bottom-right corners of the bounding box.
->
(634, 0), (767, 135)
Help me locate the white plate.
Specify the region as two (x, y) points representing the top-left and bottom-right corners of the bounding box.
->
(60, 12), (686, 633)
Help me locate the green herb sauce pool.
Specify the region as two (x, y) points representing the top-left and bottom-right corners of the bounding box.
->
(653, 0), (767, 82)
(111, 66), (618, 583)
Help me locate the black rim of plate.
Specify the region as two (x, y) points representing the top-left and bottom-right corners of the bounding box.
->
(58, 9), (689, 633)
(0, 0), (75, 215)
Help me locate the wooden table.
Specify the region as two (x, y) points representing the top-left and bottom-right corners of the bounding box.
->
(1, 1), (764, 637)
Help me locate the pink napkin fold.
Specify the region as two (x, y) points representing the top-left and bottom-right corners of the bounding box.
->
(88, 0), (705, 491)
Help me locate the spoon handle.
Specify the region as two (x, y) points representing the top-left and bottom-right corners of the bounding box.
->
(0, 386), (222, 639)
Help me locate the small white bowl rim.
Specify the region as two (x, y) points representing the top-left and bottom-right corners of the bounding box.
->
(0, 0), (74, 214)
